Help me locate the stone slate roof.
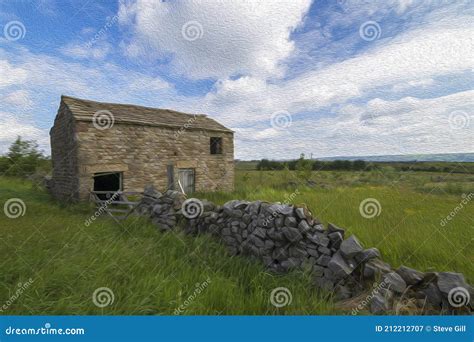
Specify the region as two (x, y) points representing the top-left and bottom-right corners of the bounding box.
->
(61, 95), (233, 133)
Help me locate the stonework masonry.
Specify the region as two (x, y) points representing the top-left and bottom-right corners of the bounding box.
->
(49, 96), (234, 201)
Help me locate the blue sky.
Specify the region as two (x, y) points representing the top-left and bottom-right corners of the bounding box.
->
(0, 0), (472, 159)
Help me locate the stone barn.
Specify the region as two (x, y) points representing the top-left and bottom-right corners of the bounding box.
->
(49, 96), (234, 201)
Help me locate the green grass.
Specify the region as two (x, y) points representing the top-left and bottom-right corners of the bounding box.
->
(0, 169), (473, 315)
(0, 177), (334, 315)
(199, 170), (473, 282)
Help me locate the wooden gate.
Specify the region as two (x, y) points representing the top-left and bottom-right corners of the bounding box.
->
(90, 191), (142, 224)
(178, 168), (195, 194)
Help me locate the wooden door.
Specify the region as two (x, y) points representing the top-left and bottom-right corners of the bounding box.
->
(178, 168), (195, 194)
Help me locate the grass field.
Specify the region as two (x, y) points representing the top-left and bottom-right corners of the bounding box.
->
(0, 168), (473, 315)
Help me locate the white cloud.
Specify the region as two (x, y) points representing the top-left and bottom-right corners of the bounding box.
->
(118, 0), (312, 79)
(60, 42), (111, 60)
(189, 15), (473, 130)
(391, 78), (435, 92)
(1, 89), (33, 108)
(0, 60), (28, 87)
(0, 112), (49, 153)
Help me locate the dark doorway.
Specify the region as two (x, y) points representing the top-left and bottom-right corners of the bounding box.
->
(93, 172), (122, 200)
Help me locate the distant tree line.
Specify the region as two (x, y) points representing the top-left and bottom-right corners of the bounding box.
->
(254, 157), (474, 174)
(0, 136), (51, 178)
(256, 156), (371, 171)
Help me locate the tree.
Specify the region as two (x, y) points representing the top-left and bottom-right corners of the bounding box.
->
(295, 153), (313, 182)
(3, 136), (47, 177)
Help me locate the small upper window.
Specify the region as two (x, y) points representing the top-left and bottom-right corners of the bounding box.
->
(210, 137), (223, 154)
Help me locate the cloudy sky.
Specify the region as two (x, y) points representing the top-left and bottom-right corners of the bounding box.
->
(0, 0), (472, 159)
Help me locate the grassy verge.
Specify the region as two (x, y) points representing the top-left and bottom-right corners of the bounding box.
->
(0, 177), (334, 315)
(0, 168), (472, 315)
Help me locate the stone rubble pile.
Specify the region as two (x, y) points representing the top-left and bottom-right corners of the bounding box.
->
(136, 185), (186, 231)
(137, 185), (473, 315)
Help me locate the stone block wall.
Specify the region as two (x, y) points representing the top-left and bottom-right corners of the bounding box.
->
(49, 102), (80, 201)
(75, 121), (234, 200)
(137, 186), (473, 315)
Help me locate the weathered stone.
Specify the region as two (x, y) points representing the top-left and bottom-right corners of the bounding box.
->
(327, 223), (345, 238)
(396, 265), (424, 286)
(308, 233), (329, 247)
(267, 229), (284, 241)
(340, 235), (364, 258)
(437, 272), (468, 296)
(289, 246), (308, 258)
(272, 248), (288, 261)
(295, 207), (306, 220)
(316, 254), (331, 267)
(221, 227), (231, 236)
(420, 283), (443, 307)
(253, 227), (266, 239)
(298, 220), (310, 232)
(274, 216), (284, 228)
(269, 204), (293, 216)
(382, 272), (407, 294)
(318, 246), (332, 255)
(328, 252), (354, 279)
(307, 247), (319, 257)
(355, 248), (381, 263)
(249, 235), (264, 248)
(328, 232), (343, 249)
(370, 293), (389, 314)
(247, 201), (261, 215)
(284, 216), (298, 228)
(281, 226), (303, 242)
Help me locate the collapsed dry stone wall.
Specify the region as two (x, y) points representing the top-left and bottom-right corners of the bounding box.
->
(136, 185), (473, 315)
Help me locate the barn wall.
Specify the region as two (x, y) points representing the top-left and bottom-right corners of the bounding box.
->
(75, 121), (234, 200)
(49, 103), (80, 201)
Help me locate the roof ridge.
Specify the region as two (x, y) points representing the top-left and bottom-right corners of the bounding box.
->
(61, 95), (209, 117)
(59, 95), (233, 133)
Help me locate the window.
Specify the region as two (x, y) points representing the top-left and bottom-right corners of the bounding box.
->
(210, 137), (223, 154)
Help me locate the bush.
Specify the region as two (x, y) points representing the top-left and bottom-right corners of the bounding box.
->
(1, 136), (51, 178)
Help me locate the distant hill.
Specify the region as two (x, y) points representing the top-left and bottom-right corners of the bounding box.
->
(314, 153), (474, 163)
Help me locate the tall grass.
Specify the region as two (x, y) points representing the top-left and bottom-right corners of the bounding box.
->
(0, 169), (472, 315)
(0, 177), (334, 315)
